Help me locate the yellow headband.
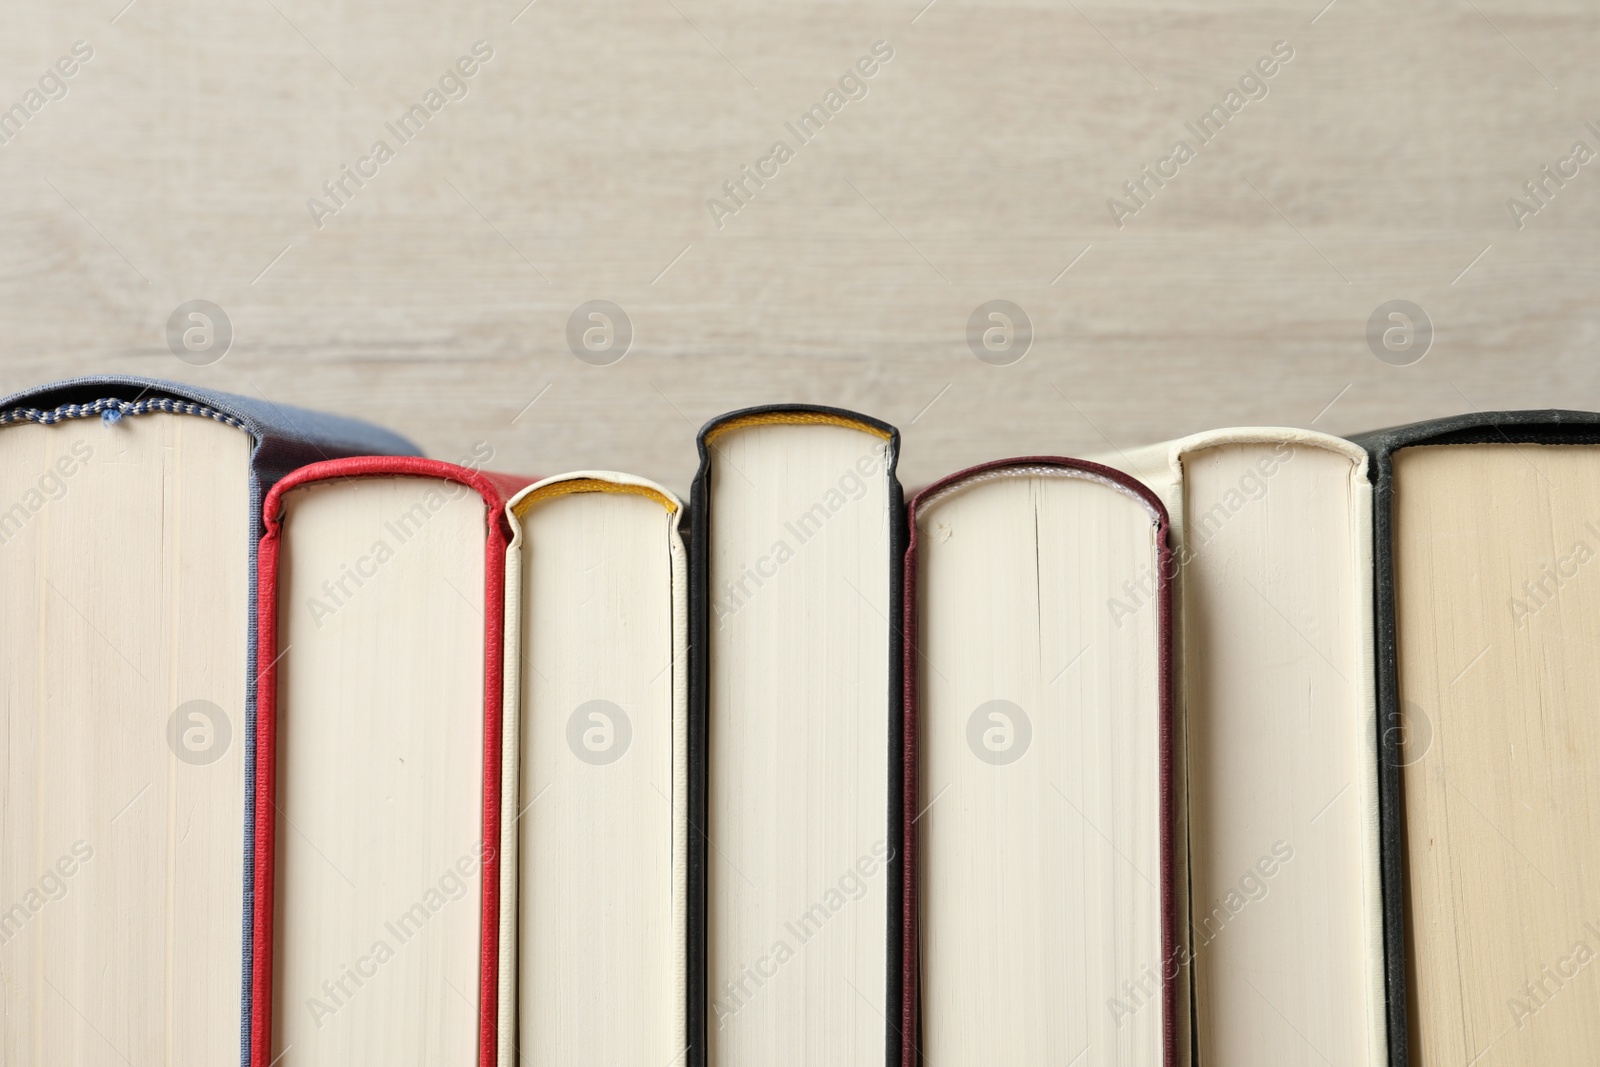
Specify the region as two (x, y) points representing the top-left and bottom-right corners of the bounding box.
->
(703, 410), (892, 447)
(512, 477), (678, 517)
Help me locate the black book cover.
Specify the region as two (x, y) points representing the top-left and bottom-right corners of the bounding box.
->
(687, 404), (905, 1067)
(1350, 409), (1600, 1067)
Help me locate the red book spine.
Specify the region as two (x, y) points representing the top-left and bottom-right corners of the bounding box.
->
(249, 456), (530, 1067)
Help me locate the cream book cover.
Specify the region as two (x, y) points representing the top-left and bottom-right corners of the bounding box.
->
(497, 472), (688, 1067)
(1097, 427), (1386, 1067)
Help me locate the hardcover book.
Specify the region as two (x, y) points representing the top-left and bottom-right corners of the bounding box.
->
(250, 456), (529, 1067)
(0, 376), (415, 1067)
(1352, 411), (1600, 1067)
(1105, 428), (1387, 1066)
(496, 471), (689, 1067)
(688, 405), (905, 1067)
(902, 457), (1175, 1066)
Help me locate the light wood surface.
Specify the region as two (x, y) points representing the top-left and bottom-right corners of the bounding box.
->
(2, 0), (1597, 496)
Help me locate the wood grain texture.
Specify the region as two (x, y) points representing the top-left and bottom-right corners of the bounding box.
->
(2, 1), (1598, 496)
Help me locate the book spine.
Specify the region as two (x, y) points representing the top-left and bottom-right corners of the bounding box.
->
(900, 494), (922, 1067)
(1367, 440), (1412, 1067)
(688, 405), (906, 1067)
(1352, 411), (1600, 1067)
(901, 457), (1176, 1067)
(687, 448), (712, 1067)
(478, 504), (513, 1067)
(883, 436), (907, 1067)
(249, 458), (525, 1067)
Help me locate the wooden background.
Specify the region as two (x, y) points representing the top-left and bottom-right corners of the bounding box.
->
(3, 0), (1597, 495)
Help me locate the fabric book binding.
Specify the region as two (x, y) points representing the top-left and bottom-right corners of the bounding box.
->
(0, 376), (416, 1067)
(902, 456), (1175, 1067)
(1100, 428), (1385, 1066)
(688, 404), (905, 1067)
(1352, 410), (1600, 1067)
(250, 456), (529, 1067)
(495, 471), (690, 1067)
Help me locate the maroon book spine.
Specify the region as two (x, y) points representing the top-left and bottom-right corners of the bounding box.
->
(900, 456), (1175, 1067)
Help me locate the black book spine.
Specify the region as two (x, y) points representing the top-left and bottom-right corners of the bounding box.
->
(884, 454), (907, 1067)
(686, 464), (709, 1067)
(1364, 444), (1408, 1067)
(686, 403), (904, 1067)
(1350, 408), (1600, 1067)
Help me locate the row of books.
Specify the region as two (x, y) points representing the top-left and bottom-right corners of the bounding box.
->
(1, 375), (1592, 1067)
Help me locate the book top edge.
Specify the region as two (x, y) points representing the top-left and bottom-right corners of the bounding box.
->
(1349, 409), (1600, 456)
(262, 455), (531, 532)
(908, 455), (1169, 529)
(508, 470), (681, 518)
(0, 375), (420, 460)
(697, 404), (898, 450)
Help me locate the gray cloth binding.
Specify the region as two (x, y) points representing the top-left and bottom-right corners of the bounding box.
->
(0, 375), (420, 1067)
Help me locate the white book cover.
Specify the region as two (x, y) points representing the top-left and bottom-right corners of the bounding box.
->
(1096, 428), (1386, 1067)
